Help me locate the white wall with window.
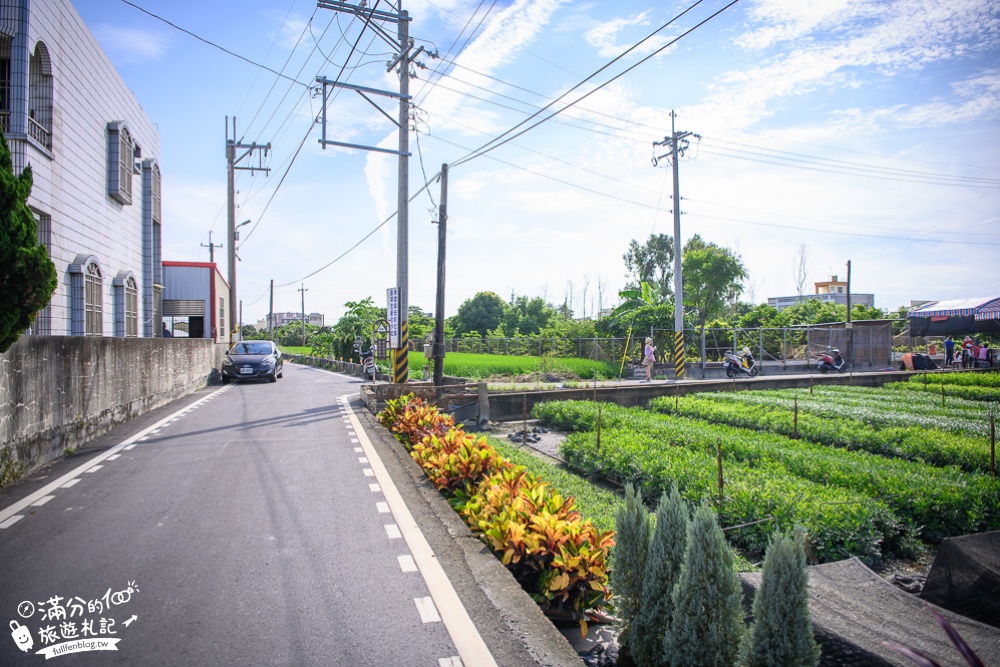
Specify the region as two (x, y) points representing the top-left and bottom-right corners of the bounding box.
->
(3, 0), (162, 338)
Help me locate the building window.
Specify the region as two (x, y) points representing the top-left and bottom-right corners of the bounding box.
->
(107, 121), (133, 204)
(113, 272), (139, 337)
(152, 163), (161, 224)
(28, 42), (53, 151)
(0, 37), (10, 134)
(219, 297), (226, 338)
(31, 210), (52, 335)
(85, 261), (103, 336)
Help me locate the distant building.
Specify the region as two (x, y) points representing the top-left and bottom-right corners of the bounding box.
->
(162, 262), (230, 343)
(14, 0), (164, 338)
(267, 312), (325, 329)
(768, 275), (875, 310)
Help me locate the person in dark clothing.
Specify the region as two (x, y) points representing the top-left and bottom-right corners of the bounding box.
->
(944, 336), (955, 367)
(162, 323), (172, 338)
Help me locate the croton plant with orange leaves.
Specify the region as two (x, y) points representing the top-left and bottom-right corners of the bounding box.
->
(379, 394), (614, 634)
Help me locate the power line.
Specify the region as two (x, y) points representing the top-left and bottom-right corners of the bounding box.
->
(451, 0), (732, 168)
(240, 2), (386, 247)
(120, 0), (310, 88)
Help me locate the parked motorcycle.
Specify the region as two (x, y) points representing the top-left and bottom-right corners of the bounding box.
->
(724, 348), (758, 378)
(817, 348), (846, 373)
(354, 338), (376, 380)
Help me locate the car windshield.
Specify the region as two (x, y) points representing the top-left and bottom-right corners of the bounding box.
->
(231, 343), (273, 356)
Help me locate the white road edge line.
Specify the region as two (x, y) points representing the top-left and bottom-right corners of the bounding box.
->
(0, 385), (231, 525)
(341, 397), (498, 667)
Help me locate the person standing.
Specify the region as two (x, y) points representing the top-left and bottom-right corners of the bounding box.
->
(944, 336), (955, 367)
(962, 336), (974, 368)
(643, 337), (656, 381)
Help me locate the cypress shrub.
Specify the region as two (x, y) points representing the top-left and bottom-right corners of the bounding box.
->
(632, 484), (689, 667)
(667, 503), (744, 667)
(741, 527), (820, 667)
(610, 483), (653, 651)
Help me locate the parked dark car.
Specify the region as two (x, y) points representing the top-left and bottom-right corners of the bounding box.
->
(221, 340), (283, 384)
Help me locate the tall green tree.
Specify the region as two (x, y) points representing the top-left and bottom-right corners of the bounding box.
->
(453, 291), (507, 335)
(329, 297), (384, 360)
(501, 295), (555, 336)
(624, 233), (674, 301)
(741, 527), (819, 667)
(0, 132), (56, 352)
(668, 503), (744, 667)
(682, 234), (747, 334)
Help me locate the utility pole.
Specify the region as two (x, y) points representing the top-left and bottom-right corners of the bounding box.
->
(201, 231), (222, 264)
(316, 0), (424, 383)
(433, 163), (448, 388)
(268, 279), (274, 341)
(226, 116), (270, 344)
(653, 110), (699, 380)
(298, 283), (308, 347)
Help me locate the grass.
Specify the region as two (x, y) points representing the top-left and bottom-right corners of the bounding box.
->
(407, 352), (617, 380)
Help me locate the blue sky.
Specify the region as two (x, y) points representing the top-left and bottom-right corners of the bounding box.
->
(75, 0), (1000, 325)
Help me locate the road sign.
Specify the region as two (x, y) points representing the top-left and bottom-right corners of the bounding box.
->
(386, 288), (399, 347)
(375, 322), (388, 335)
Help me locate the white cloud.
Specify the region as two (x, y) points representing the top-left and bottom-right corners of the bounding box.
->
(584, 11), (669, 59)
(91, 24), (171, 63)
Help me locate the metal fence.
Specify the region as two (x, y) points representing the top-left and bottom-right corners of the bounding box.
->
(440, 321), (896, 370)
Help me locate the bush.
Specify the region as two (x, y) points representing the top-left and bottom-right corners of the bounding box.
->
(378, 394), (614, 632)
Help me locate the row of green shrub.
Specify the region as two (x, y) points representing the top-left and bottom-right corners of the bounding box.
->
(890, 378), (1000, 402)
(905, 371), (1000, 388)
(652, 392), (992, 473)
(377, 395), (614, 632)
(707, 387), (994, 439)
(535, 400), (1000, 558)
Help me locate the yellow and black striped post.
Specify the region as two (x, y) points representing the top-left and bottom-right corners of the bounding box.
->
(393, 321), (409, 383)
(674, 330), (685, 379)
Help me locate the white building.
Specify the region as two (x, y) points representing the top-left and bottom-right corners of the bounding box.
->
(768, 276), (875, 311)
(7, 0), (163, 338)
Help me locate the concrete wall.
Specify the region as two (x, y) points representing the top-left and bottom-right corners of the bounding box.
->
(1, 336), (221, 481)
(485, 371), (923, 422)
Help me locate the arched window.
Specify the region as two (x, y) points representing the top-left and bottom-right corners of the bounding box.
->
(114, 271), (139, 337)
(28, 41), (53, 150)
(85, 261), (103, 336)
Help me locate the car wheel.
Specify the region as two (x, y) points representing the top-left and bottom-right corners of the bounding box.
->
(269, 370), (277, 383)
(223, 376), (231, 384)
(277, 368), (283, 378)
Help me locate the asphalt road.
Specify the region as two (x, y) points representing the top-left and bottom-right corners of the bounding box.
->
(0, 362), (496, 666)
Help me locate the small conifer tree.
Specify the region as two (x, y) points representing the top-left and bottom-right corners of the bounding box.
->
(741, 527), (820, 667)
(667, 502), (744, 667)
(610, 483), (653, 651)
(632, 484), (688, 667)
(0, 131), (56, 352)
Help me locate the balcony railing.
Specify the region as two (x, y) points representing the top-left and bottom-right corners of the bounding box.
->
(28, 116), (52, 150)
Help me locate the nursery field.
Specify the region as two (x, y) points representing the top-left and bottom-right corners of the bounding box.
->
(533, 376), (1000, 565)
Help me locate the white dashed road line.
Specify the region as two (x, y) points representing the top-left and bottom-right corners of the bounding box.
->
(414, 596), (442, 623)
(0, 385), (232, 528)
(341, 396), (498, 667)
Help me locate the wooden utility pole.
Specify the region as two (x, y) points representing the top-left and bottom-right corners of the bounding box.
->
(268, 279), (274, 341)
(201, 231), (222, 263)
(298, 283), (308, 347)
